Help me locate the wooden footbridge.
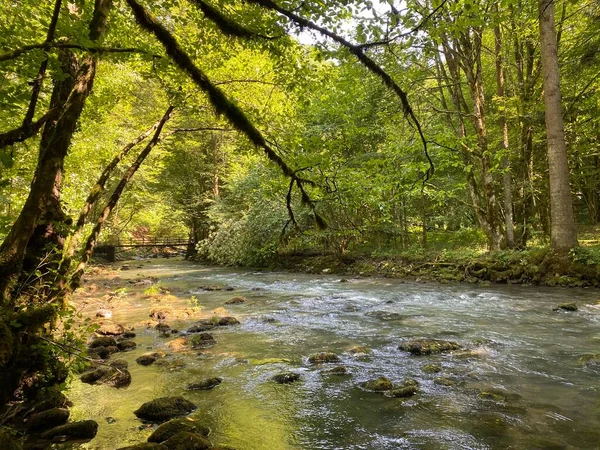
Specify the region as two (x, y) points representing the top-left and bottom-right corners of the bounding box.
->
(95, 236), (193, 261)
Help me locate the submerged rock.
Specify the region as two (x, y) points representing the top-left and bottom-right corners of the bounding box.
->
(137, 355), (158, 366)
(155, 323), (171, 333)
(40, 420), (99, 440)
(26, 408), (70, 432)
(162, 431), (211, 450)
(148, 418), (210, 443)
(186, 377), (222, 391)
(360, 376), (393, 392)
(553, 303), (578, 312)
(225, 296), (246, 305)
(110, 359), (129, 370)
(272, 372), (301, 384)
(308, 352), (341, 364)
(134, 397), (197, 422)
(398, 339), (461, 355)
(387, 385), (419, 398)
(422, 363), (442, 374)
(187, 320), (216, 333)
(348, 346), (371, 357)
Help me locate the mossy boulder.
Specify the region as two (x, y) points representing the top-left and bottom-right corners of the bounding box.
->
(89, 336), (117, 348)
(553, 303), (578, 312)
(387, 385), (418, 398)
(360, 376), (393, 392)
(26, 408), (70, 431)
(162, 431), (211, 450)
(218, 317), (240, 326)
(308, 352), (341, 364)
(155, 323), (171, 333)
(137, 355), (158, 366)
(148, 418), (210, 443)
(323, 365), (349, 375)
(33, 386), (71, 412)
(398, 339), (461, 355)
(422, 363), (442, 374)
(81, 366), (132, 388)
(88, 346), (110, 359)
(110, 359), (129, 370)
(189, 333), (215, 349)
(40, 420), (99, 440)
(186, 377), (222, 391)
(225, 296), (246, 305)
(272, 372), (301, 384)
(134, 397), (197, 422)
(433, 377), (460, 387)
(117, 339), (137, 352)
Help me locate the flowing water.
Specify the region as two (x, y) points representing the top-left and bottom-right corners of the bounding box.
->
(66, 258), (600, 450)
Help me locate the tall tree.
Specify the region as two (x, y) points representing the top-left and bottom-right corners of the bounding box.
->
(539, 0), (577, 252)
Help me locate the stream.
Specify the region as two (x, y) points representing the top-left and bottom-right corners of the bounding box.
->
(66, 258), (600, 449)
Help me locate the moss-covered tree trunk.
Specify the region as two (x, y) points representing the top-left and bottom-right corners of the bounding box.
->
(0, 0), (112, 405)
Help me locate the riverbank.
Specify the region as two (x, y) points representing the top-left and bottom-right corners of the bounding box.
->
(265, 247), (600, 287)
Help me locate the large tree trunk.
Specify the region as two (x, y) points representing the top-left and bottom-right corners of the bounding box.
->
(0, 0), (112, 405)
(539, 0), (577, 252)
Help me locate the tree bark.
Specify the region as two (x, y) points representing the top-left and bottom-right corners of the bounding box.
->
(494, 8), (515, 248)
(539, 0), (577, 252)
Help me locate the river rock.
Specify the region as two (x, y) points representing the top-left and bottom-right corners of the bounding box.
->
(398, 339), (461, 355)
(96, 321), (126, 336)
(360, 376), (393, 392)
(186, 377), (222, 390)
(272, 372), (301, 384)
(89, 336), (117, 348)
(88, 346), (110, 359)
(386, 379), (419, 398)
(110, 359), (129, 370)
(137, 355), (158, 366)
(134, 397), (197, 422)
(308, 352), (341, 364)
(150, 307), (173, 320)
(40, 420), (99, 440)
(162, 431), (211, 450)
(117, 340), (137, 352)
(96, 309), (113, 319)
(33, 387), (71, 412)
(187, 322), (215, 333)
(27, 408), (70, 431)
(189, 333), (215, 349)
(81, 366), (131, 388)
(148, 418), (210, 443)
(553, 303), (577, 312)
(218, 317), (240, 326)
(156, 323), (171, 333)
(225, 296), (246, 305)
(323, 365), (349, 375)
(123, 331), (137, 339)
